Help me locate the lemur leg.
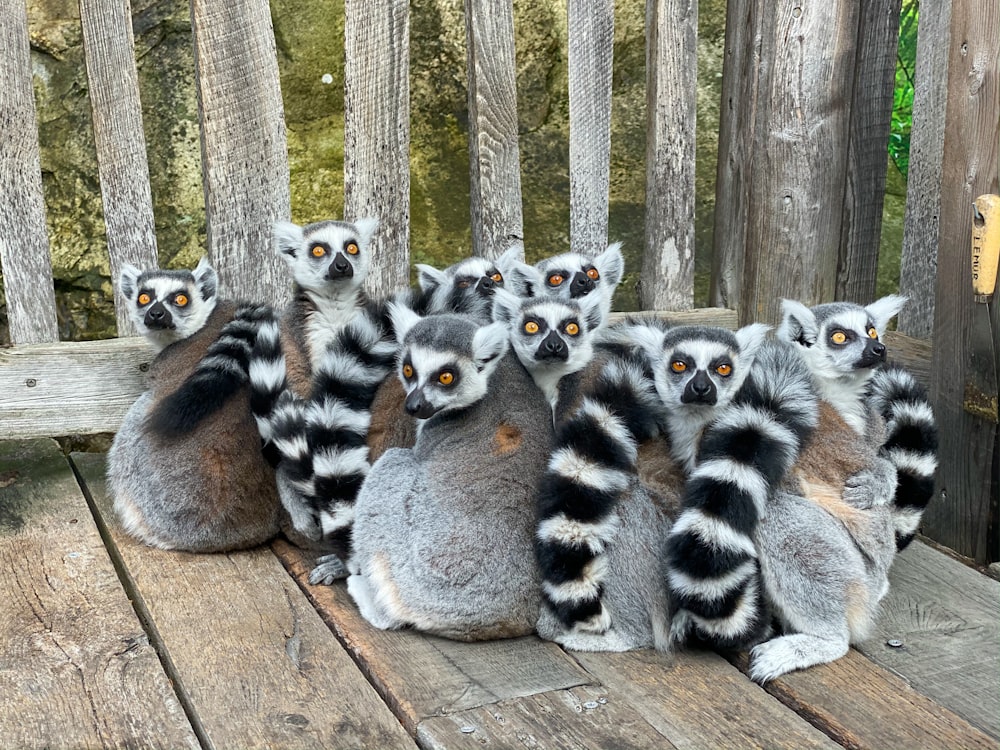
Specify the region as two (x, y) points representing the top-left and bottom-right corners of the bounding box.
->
(748, 630), (850, 683)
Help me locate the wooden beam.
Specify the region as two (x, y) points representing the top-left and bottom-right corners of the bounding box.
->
(0, 0), (58, 344)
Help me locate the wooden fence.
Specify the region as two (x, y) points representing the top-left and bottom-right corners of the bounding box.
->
(0, 0), (997, 563)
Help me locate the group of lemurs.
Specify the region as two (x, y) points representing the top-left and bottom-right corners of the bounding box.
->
(107, 217), (938, 682)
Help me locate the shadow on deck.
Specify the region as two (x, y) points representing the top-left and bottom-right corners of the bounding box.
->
(2, 438), (997, 749)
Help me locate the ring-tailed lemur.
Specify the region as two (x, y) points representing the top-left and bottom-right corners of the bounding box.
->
(491, 287), (605, 417)
(346, 306), (556, 640)
(108, 259), (282, 552)
(531, 243), (625, 322)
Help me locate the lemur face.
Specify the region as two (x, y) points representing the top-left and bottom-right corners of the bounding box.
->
(119, 257), (218, 350)
(650, 324), (768, 412)
(273, 218), (378, 295)
(388, 308), (509, 420)
(778, 295), (906, 380)
(533, 242), (625, 302)
(417, 245), (526, 323)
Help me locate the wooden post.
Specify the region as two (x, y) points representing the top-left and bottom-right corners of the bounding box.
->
(0, 0), (59, 344)
(568, 0), (614, 260)
(897, 0), (952, 337)
(190, 0), (290, 306)
(642, 0), (697, 311)
(465, 0), (523, 260)
(80, 0), (159, 335)
(712, 0), (860, 325)
(836, 0), (902, 304)
(923, 0), (999, 564)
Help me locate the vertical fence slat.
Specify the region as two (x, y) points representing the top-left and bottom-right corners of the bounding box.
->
(465, 0), (523, 260)
(345, 0), (410, 296)
(0, 0), (59, 344)
(716, 0), (860, 325)
(641, 0), (696, 310)
(836, 0), (901, 304)
(568, 0), (613, 259)
(897, 0), (952, 337)
(190, 0), (290, 306)
(80, 0), (159, 335)
(923, 0), (999, 564)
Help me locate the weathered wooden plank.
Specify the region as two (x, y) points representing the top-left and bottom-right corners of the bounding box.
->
(567, 0), (613, 259)
(0, 338), (151, 439)
(74, 454), (417, 750)
(717, 0), (861, 325)
(884, 330), (932, 389)
(734, 649), (998, 750)
(642, 0), (696, 310)
(79, 0), (159, 336)
(898, 0), (952, 337)
(465, 0), (523, 259)
(345, 0), (411, 294)
(836, 0), (901, 304)
(0, 439), (199, 749)
(0, 0), (59, 344)
(417, 685), (678, 749)
(190, 0), (290, 306)
(859, 541), (1000, 739)
(923, 0), (999, 562)
(607, 306), (737, 329)
(572, 649), (840, 749)
(274, 541), (592, 734)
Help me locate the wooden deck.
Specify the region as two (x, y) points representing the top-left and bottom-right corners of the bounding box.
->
(2, 438), (998, 750)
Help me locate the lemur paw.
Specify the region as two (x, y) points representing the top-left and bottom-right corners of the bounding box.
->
(842, 461), (895, 509)
(555, 627), (633, 652)
(308, 554), (348, 585)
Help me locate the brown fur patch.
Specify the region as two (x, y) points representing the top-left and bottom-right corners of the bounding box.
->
(637, 438), (685, 519)
(795, 402), (869, 490)
(800, 478), (871, 540)
(844, 579), (872, 639)
(280, 314), (314, 398)
(367, 378), (417, 463)
(493, 423), (523, 455)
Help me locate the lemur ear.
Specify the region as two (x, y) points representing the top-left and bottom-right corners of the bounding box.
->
(119, 263), (142, 300)
(416, 263), (447, 293)
(595, 241), (625, 288)
(388, 301), (422, 343)
(777, 299), (818, 347)
(734, 322), (771, 360)
(578, 287), (607, 332)
(505, 261), (544, 298)
(491, 287), (522, 325)
(472, 321), (509, 371)
(272, 221), (304, 262)
(350, 217), (379, 246)
(192, 257), (218, 300)
(496, 241), (525, 271)
(866, 294), (907, 332)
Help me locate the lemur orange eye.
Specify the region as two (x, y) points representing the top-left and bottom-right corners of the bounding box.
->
(524, 321), (540, 334)
(491, 272), (503, 283)
(311, 245), (326, 258)
(586, 267), (600, 280)
(174, 293), (189, 307)
(716, 363), (732, 377)
(402, 364), (414, 378)
(671, 361), (687, 373)
(457, 280), (471, 289)
(346, 242), (359, 255)
(867, 326), (878, 339)
(138, 293), (151, 306)
(548, 274), (564, 286)
(831, 331), (847, 345)
(438, 371), (454, 386)
(565, 322), (580, 336)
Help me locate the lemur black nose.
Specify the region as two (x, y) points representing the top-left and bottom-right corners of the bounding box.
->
(570, 272), (595, 298)
(476, 277), (496, 295)
(871, 342), (886, 359)
(328, 253), (353, 279)
(147, 307), (164, 320)
(692, 380), (711, 395)
(537, 331), (569, 361)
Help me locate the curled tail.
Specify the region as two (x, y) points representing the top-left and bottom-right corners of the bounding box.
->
(147, 302), (274, 438)
(535, 350), (663, 633)
(268, 300), (399, 547)
(867, 365), (938, 551)
(665, 342), (817, 651)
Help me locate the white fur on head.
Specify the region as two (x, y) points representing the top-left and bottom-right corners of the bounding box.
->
(595, 242), (625, 288)
(388, 301), (423, 344)
(865, 294), (907, 333)
(505, 261), (544, 298)
(491, 287), (523, 326)
(192, 257), (218, 300)
(119, 263), (142, 301)
(471, 321), (510, 371)
(350, 217), (379, 245)
(777, 299), (818, 347)
(577, 285), (608, 332)
(734, 323), (771, 361)
(416, 263), (448, 293)
(273, 221), (305, 262)
(496, 243), (525, 270)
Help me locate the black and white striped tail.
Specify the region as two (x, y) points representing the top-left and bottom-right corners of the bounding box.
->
(535, 350), (664, 633)
(665, 342), (818, 651)
(867, 365), (938, 551)
(147, 302), (275, 438)
(246, 308), (288, 466)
